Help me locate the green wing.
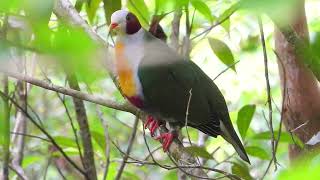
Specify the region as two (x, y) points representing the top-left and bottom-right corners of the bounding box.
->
(139, 58), (222, 135)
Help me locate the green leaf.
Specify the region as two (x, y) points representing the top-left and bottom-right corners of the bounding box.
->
(49, 25), (101, 82)
(216, 2), (240, 33)
(245, 146), (269, 160)
(190, 0), (213, 22)
(86, 0), (102, 24)
(208, 38), (236, 71)
(0, 0), (20, 12)
(127, 0), (150, 28)
(154, 0), (176, 15)
(252, 131), (304, 148)
(231, 162), (253, 180)
(237, 104), (256, 139)
(54, 136), (78, 148)
(91, 131), (106, 153)
(185, 146), (212, 159)
(22, 155), (42, 168)
(52, 148), (80, 157)
(176, 0), (189, 9)
(103, 0), (122, 24)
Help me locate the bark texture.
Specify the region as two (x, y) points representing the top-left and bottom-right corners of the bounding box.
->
(275, 0), (320, 160)
(67, 73), (97, 180)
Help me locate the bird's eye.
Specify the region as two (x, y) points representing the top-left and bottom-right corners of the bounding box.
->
(126, 15), (131, 21)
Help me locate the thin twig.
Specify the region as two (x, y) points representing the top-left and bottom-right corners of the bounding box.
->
(184, 89), (193, 147)
(168, 155), (239, 180)
(258, 16), (276, 169)
(10, 132), (51, 143)
(213, 60), (240, 80)
(143, 146), (163, 161)
(8, 164), (28, 180)
(191, 9), (236, 41)
(115, 117), (139, 180)
(57, 93), (84, 167)
(142, 124), (172, 169)
(53, 161), (67, 180)
(43, 156), (52, 180)
(95, 107), (111, 180)
(260, 50), (288, 180)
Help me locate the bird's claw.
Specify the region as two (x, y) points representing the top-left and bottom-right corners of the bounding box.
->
(156, 132), (175, 152)
(144, 115), (160, 137)
(144, 115), (154, 129)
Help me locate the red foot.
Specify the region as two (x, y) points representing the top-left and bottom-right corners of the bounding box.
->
(144, 115), (160, 137)
(156, 133), (175, 152)
(144, 115), (154, 129)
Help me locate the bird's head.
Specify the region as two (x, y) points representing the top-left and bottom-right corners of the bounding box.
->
(110, 10), (142, 35)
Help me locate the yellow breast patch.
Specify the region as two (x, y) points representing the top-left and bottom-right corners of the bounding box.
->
(115, 42), (137, 97)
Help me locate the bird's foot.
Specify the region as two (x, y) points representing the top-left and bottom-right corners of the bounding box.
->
(156, 132), (176, 152)
(144, 115), (161, 137)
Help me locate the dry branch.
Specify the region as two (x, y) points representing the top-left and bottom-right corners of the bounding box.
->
(258, 17), (276, 169)
(115, 117), (139, 180)
(67, 73), (97, 180)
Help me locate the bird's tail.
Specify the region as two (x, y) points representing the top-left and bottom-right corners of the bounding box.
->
(220, 119), (250, 164)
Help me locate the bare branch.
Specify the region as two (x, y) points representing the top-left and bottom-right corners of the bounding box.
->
(0, 70), (136, 113)
(191, 9), (236, 41)
(115, 117), (139, 180)
(258, 17), (276, 169)
(67, 73), (97, 180)
(11, 54), (30, 178)
(8, 164), (28, 180)
(95, 107), (111, 180)
(56, 93), (84, 166)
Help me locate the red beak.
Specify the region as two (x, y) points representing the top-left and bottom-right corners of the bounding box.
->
(110, 23), (119, 30)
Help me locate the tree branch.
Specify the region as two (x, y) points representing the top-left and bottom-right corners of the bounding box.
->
(96, 107), (111, 180)
(67, 73), (97, 180)
(258, 16), (276, 169)
(115, 117), (139, 180)
(0, 70), (136, 113)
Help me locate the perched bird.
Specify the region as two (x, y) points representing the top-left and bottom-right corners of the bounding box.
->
(110, 10), (250, 163)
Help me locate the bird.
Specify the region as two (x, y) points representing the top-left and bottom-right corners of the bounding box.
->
(110, 10), (250, 163)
